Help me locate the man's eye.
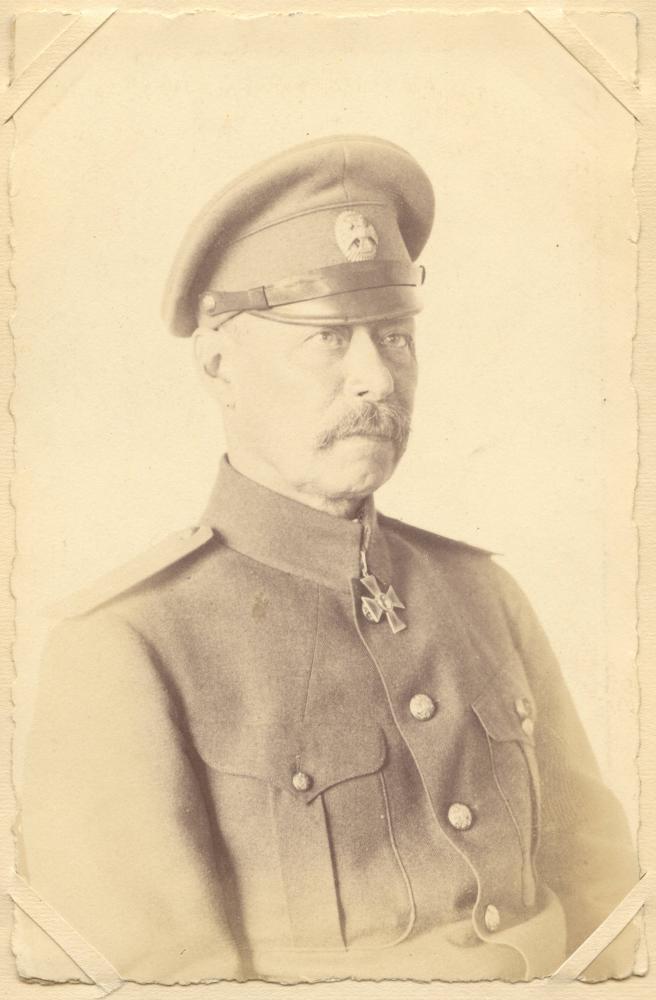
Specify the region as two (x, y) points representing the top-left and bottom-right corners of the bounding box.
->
(380, 332), (413, 349)
(311, 330), (346, 347)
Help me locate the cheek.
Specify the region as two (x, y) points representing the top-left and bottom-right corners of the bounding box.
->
(234, 359), (336, 444)
(392, 359), (418, 400)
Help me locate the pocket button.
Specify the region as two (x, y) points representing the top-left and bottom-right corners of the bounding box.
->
(291, 770), (313, 792)
(514, 697), (532, 719)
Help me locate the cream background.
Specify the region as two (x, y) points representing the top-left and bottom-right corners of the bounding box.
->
(2, 2), (651, 996)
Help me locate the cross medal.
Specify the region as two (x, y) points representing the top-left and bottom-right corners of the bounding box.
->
(360, 573), (407, 634)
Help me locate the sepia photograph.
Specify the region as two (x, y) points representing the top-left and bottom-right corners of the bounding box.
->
(5, 4), (645, 991)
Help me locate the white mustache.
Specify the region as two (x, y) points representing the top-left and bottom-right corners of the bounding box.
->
(317, 401), (412, 449)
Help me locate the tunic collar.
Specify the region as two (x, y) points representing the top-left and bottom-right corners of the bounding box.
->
(200, 456), (392, 593)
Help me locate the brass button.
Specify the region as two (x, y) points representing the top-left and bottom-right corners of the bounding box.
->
(409, 693), (437, 721)
(201, 292), (217, 312)
(514, 697), (531, 720)
(447, 802), (473, 831)
(521, 718), (535, 737)
(484, 904), (501, 932)
(291, 770), (313, 792)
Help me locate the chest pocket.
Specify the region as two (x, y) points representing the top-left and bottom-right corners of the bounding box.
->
(472, 683), (541, 906)
(195, 719), (386, 801)
(193, 719), (415, 950)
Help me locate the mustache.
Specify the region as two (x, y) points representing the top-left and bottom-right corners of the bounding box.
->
(317, 401), (412, 450)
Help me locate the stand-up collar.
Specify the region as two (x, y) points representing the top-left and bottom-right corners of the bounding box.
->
(200, 456), (391, 593)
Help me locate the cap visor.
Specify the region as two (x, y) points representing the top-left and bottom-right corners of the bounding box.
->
(245, 285), (423, 326)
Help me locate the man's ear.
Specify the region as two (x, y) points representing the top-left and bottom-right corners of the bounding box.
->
(192, 328), (236, 404)
(193, 329), (222, 376)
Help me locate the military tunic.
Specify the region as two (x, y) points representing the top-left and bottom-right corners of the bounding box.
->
(18, 458), (637, 984)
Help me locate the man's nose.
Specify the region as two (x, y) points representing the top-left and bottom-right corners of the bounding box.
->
(343, 328), (394, 400)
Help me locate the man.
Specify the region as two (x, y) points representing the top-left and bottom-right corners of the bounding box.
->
(19, 136), (637, 985)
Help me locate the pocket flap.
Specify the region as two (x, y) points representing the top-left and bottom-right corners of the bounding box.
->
(194, 718), (386, 803)
(472, 683), (536, 746)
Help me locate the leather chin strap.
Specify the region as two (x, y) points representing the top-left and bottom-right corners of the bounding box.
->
(198, 260), (425, 319)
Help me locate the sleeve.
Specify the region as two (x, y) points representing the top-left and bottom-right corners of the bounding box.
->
(18, 611), (244, 984)
(493, 563), (640, 981)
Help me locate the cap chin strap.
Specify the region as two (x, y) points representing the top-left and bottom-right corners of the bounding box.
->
(198, 260), (425, 323)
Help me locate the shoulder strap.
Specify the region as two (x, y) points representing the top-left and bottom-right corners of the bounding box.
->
(46, 526), (215, 619)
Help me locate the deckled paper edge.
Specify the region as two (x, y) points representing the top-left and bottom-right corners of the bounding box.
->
(0, 2), (653, 997)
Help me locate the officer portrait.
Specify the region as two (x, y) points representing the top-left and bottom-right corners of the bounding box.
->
(16, 133), (639, 986)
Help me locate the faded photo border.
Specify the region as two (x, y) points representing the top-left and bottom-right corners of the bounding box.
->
(1, 1), (655, 997)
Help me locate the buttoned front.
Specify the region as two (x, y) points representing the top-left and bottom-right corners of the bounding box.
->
(409, 693), (437, 721)
(447, 803), (473, 831)
(484, 905), (501, 932)
(19, 458), (639, 985)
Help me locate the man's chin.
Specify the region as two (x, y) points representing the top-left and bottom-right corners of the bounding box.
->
(318, 438), (399, 496)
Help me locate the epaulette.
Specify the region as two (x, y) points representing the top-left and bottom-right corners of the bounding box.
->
(46, 525), (215, 620)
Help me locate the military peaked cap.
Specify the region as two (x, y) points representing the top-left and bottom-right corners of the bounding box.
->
(163, 135), (435, 336)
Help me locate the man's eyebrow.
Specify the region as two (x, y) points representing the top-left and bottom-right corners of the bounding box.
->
(378, 321), (416, 333)
(301, 324), (350, 335)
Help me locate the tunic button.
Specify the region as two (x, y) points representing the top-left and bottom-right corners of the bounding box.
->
(521, 718), (535, 737)
(447, 802), (473, 830)
(514, 697), (531, 719)
(409, 693), (437, 721)
(484, 904), (501, 932)
(291, 770), (313, 792)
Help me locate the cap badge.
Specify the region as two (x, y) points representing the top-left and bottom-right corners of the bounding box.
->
(335, 211), (379, 262)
